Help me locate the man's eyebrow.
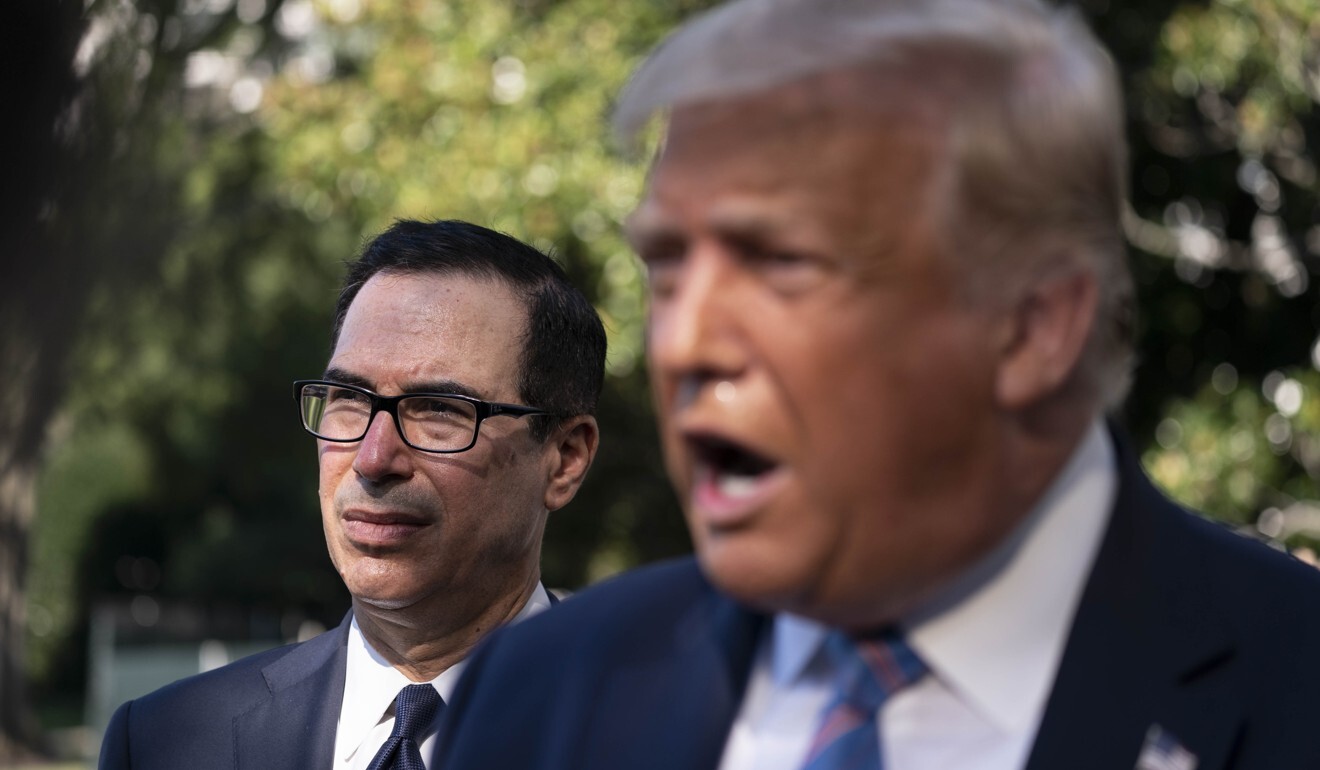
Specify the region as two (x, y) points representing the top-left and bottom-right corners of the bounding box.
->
(628, 200), (796, 243)
(705, 204), (792, 243)
(322, 366), (373, 390)
(321, 367), (484, 400)
(624, 207), (681, 249)
(404, 380), (482, 400)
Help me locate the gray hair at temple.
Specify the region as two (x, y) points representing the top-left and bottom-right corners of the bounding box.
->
(615, 0), (1135, 410)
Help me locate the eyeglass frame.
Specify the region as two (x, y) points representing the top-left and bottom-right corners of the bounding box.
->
(292, 379), (552, 454)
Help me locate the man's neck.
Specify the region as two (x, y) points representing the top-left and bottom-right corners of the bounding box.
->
(351, 574), (540, 682)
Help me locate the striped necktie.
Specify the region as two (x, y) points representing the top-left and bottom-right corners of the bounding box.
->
(799, 630), (927, 770)
(366, 683), (444, 770)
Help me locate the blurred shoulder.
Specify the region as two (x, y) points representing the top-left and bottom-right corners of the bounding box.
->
(557, 557), (710, 613)
(461, 557), (712, 672)
(1173, 504), (1320, 623)
(1117, 430), (1320, 632)
(527, 557), (711, 637)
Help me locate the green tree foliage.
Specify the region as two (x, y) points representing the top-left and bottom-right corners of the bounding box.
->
(16, 0), (1320, 751)
(1145, 369), (1320, 531)
(1106, 0), (1320, 552)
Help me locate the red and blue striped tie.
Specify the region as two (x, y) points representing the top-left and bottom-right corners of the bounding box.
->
(799, 630), (927, 770)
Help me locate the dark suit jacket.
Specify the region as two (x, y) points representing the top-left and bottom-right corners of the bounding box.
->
(436, 439), (1320, 769)
(98, 613), (350, 769)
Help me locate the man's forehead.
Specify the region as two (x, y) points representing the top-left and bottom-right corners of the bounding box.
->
(345, 271), (523, 324)
(330, 271), (528, 393)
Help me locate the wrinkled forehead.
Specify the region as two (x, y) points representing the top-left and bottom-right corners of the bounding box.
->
(632, 70), (957, 271)
(656, 63), (955, 164)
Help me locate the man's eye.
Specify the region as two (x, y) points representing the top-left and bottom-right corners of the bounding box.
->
(738, 242), (827, 294)
(731, 235), (805, 267)
(645, 265), (680, 301)
(640, 250), (684, 300)
(329, 389), (367, 403)
(763, 250), (808, 267)
(424, 399), (455, 414)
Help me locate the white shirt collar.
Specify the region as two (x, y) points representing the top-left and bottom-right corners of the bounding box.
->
(336, 582), (552, 764)
(770, 420), (1116, 733)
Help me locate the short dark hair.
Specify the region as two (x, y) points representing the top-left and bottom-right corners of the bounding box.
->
(332, 219), (606, 442)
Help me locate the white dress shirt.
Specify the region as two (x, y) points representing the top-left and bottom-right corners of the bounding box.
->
(333, 583), (552, 770)
(718, 421), (1117, 770)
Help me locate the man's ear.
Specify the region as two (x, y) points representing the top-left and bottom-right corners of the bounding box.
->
(994, 269), (1098, 410)
(543, 416), (600, 512)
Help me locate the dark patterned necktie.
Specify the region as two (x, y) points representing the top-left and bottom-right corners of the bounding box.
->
(365, 683), (444, 770)
(799, 630), (927, 770)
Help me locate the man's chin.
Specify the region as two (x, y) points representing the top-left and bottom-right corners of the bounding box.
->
(695, 542), (907, 627)
(695, 543), (812, 614)
(348, 585), (426, 613)
(355, 596), (414, 611)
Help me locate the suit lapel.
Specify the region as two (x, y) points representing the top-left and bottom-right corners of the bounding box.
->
(583, 586), (764, 770)
(1025, 433), (1243, 770)
(233, 613), (351, 770)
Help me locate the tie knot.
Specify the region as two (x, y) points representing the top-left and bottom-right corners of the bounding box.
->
(391, 684), (443, 741)
(824, 630), (926, 714)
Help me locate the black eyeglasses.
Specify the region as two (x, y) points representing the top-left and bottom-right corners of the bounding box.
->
(293, 380), (550, 453)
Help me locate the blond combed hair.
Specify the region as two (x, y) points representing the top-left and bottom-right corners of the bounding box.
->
(616, 0), (1135, 409)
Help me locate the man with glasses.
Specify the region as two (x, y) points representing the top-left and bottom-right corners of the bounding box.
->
(99, 219), (604, 769)
(435, 0), (1320, 768)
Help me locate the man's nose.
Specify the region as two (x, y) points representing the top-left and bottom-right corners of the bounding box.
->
(352, 410), (414, 482)
(647, 247), (747, 389)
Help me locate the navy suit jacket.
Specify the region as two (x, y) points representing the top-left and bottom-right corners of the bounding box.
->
(437, 438), (1320, 769)
(98, 613), (350, 769)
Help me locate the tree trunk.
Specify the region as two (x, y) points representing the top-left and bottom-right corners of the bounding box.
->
(0, 456), (39, 763)
(1, 1), (86, 758)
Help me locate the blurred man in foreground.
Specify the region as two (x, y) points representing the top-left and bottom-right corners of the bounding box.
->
(99, 219), (605, 769)
(435, 1), (1320, 768)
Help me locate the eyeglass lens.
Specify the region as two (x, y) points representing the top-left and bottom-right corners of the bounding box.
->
(299, 383), (480, 451)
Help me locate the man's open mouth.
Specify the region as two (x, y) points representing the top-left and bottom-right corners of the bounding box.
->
(689, 434), (781, 504)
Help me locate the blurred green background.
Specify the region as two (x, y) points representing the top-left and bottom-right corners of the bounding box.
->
(3, 0), (1318, 763)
